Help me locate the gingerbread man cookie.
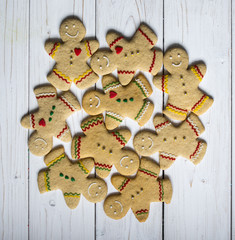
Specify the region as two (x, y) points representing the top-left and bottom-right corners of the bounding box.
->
(21, 85), (80, 156)
(38, 147), (107, 209)
(71, 114), (139, 178)
(82, 74), (154, 130)
(133, 113), (207, 170)
(104, 158), (172, 222)
(45, 17), (99, 91)
(153, 47), (213, 120)
(90, 23), (163, 86)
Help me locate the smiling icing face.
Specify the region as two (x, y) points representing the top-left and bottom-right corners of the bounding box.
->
(59, 18), (86, 42)
(90, 50), (116, 75)
(163, 48), (189, 74)
(82, 91), (104, 115)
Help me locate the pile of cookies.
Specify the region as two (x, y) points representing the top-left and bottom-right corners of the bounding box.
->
(21, 17), (213, 222)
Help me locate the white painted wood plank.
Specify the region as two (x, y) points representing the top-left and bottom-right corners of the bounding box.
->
(232, 0), (235, 239)
(29, 0), (96, 239)
(0, 0), (29, 239)
(163, 0), (231, 239)
(95, 1), (163, 239)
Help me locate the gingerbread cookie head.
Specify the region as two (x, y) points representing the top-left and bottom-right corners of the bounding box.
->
(38, 147), (107, 209)
(163, 47), (189, 74)
(133, 113), (207, 170)
(90, 23), (163, 85)
(90, 50), (116, 75)
(71, 114), (139, 178)
(104, 158), (173, 222)
(59, 17), (86, 42)
(82, 74), (154, 130)
(82, 90), (105, 115)
(21, 85), (80, 156)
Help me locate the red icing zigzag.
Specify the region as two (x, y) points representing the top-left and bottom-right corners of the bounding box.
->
(138, 28), (154, 45)
(53, 70), (70, 84)
(186, 119), (199, 136)
(57, 125), (68, 138)
(149, 50), (156, 73)
(59, 97), (74, 112)
(109, 36), (124, 48)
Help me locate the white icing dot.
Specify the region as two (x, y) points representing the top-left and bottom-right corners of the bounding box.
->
(142, 146), (144, 149)
(130, 159), (133, 163)
(125, 165), (128, 168)
(99, 66), (102, 69)
(114, 211), (117, 214)
(170, 56), (172, 59)
(90, 104), (92, 107)
(65, 25), (68, 29)
(96, 192), (98, 196)
(142, 138), (144, 141)
(110, 205), (112, 208)
(73, 24), (75, 28)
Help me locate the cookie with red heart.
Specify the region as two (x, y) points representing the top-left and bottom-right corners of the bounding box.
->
(45, 16), (99, 91)
(90, 23), (163, 86)
(21, 85), (81, 156)
(82, 74), (154, 130)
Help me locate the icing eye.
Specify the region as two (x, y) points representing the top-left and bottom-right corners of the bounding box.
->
(183, 136), (186, 140)
(97, 57), (100, 61)
(99, 66), (102, 69)
(178, 53), (181, 57)
(125, 165), (128, 168)
(142, 138), (144, 141)
(163, 138), (167, 142)
(184, 91), (187, 95)
(109, 150), (112, 154)
(102, 146), (105, 150)
(65, 25), (68, 29)
(90, 104), (92, 107)
(110, 205), (113, 208)
(114, 211), (117, 214)
(130, 159), (133, 163)
(131, 195), (134, 199)
(142, 146), (144, 149)
(98, 186), (101, 189)
(96, 192), (98, 196)
(73, 24), (75, 28)
(169, 56), (172, 59)
(90, 98), (92, 101)
(97, 143), (100, 147)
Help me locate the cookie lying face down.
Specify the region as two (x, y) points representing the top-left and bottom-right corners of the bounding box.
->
(71, 114), (139, 178)
(90, 23), (163, 86)
(153, 47), (213, 120)
(104, 157), (172, 222)
(21, 85), (80, 156)
(82, 74), (154, 130)
(133, 113), (207, 170)
(38, 147), (107, 209)
(45, 17), (99, 91)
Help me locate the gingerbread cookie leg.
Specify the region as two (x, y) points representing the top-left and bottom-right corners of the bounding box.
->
(155, 178), (172, 204)
(131, 202), (150, 222)
(63, 190), (81, 209)
(94, 160), (113, 179)
(74, 66), (99, 90)
(117, 69), (135, 86)
(54, 123), (72, 142)
(191, 94), (213, 116)
(163, 102), (188, 121)
(134, 100), (154, 126)
(188, 140), (207, 165)
(47, 69), (72, 91)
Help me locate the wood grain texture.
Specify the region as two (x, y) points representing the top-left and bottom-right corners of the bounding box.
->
(28, 0), (95, 239)
(95, 0), (163, 239)
(163, 0), (232, 239)
(0, 0), (29, 239)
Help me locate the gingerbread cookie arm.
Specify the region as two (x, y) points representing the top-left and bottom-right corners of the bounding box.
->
(153, 74), (171, 94)
(133, 74), (153, 98)
(38, 169), (55, 193)
(77, 158), (94, 174)
(188, 140), (207, 165)
(134, 24), (158, 48)
(54, 123), (72, 142)
(58, 91), (81, 118)
(184, 113), (205, 137)
(63, 190), (81, 209)
(117, 68), (135, 86)
(106, 32), (125, 51)
(131, 202), (150, 222)
(71, 135), (88, 160)
(83, 40), (99, 58)
(105, 111), (124, 130)
(190, 63), (207, 83)
(139, 157), (160, 179)
(102, 74), (121, 93)
(159, 151), (177, 170)
(21, 112), (38, 130)
(111, 129), (131, 147)
(104, 194), (131, 220)
(153, 114), (172, 134)
(45, 40), (61, 59)
(94, 160), (113, 179)
(34, 85), (57, 107)
(80, 115), (105, 134)
(111, 175), (130, 192)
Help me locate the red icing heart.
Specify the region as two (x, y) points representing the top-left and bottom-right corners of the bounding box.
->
(109, 91), (117, 98)
(39, 118), (46, 127)
(74, 48), (82, 56)
(115, 46), (123, 54)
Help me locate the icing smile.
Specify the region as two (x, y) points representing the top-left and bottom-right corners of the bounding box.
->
(172, 61), (182, 67)
(65, 31), (79, 38)
(95, 95), (100, 108)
